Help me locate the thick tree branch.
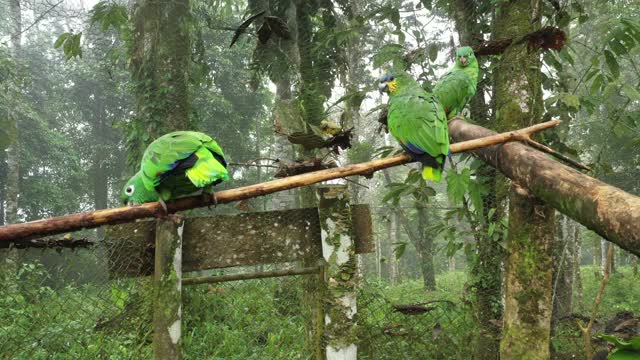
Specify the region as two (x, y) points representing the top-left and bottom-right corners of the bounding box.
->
(0, 120), (559, 243)
(449, 118), (640, 256)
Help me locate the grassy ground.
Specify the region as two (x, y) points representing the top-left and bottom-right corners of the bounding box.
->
(0, 263), (637, 359)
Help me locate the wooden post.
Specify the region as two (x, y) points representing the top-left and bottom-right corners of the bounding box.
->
(318, 185), (357, 360)
(153, 216), (184, 360)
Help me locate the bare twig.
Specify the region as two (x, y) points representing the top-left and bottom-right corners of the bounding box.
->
(513, 134), (592, 171)
(577, 244), (614, 360)
(229, 162), (279, 169)
(16, 0), (65, 37)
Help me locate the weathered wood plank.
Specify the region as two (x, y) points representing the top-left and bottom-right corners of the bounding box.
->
(105, 207), (373, 278)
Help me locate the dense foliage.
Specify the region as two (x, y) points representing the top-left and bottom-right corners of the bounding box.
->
(0, 0), (638, 358)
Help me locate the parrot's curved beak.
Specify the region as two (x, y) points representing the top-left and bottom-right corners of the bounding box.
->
(460, 56), (468, 66)
(378, 82), (389, 93)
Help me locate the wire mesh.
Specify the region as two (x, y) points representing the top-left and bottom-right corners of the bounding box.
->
(1, 201), (639, 359)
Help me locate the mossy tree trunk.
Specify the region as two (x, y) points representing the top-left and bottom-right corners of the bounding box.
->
(451, 1), (503, 357)
(153, 217), (184, 360)
(501, 185), (554, 359)
(416, 205), (436, 290)
(129, 0), (191, 163)
(552, 215), (574, 343)
(318, 185), (357, 360)
(495, 0), (555, 358)
(572, 222), (584, 308)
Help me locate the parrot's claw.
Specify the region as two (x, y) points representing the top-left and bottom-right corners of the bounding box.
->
(201, 190), (217, 210)
(157, 198), (169, 218)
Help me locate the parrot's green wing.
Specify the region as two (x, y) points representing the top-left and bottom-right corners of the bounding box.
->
(140, 131), (229, 192)
(388, 88), (449, 181)
(433, 69), (477, 119)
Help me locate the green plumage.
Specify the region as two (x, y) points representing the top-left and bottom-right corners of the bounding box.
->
(122, 131), (229, 205)
(383, 72), (449, 182)
(433, 46), (479, 119)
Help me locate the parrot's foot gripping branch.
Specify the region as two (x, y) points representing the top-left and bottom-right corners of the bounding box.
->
(158, 198), (169, 217)
(201, 191), (217, 210)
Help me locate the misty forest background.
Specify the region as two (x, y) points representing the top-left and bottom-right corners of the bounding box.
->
(1, 0), (639, 359)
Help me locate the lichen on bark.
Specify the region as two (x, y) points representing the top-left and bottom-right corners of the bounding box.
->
(318, 185), (358, 356)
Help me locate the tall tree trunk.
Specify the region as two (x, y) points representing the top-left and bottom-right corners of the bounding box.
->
(91, 98), (108, 239)
(552, 215), (573, 338)
(388, 212), (399, 285)
(5, 0), (21, 226)
(593, 237), (601, 276)
(598, 238), (613, 275)
(416, 205), (436, 290)
(270, 79), (302, 211)
(495, 1), (555, 358)
(501, 186), (555, 359)
(450, 1), (504, 357)
(573, 223), (583, 308)
(2, 0), (22, 275)
(129, 0), (191, 161)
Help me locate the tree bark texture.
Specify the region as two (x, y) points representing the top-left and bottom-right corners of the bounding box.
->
(552, 215), (574, 325)
(500, 185), (555, 359)
(450, 2), (504, 356)
(129, 0), (190, 164)
(5, 0), (22, 225)
(153, 217), (184, 360)
(318, 185), (357, 360)
(495, 0), (555, 358)
(416, 206), (435, 290)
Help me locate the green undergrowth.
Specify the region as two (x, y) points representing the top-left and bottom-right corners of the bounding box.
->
(1, 264), (637, 359)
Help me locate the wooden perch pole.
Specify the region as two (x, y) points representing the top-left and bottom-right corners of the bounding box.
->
(0, 120), (559, 243)
(449, 118), (640, 257)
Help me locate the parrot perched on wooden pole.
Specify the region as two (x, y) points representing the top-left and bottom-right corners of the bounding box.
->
(379, 72), (450, 182)
(433, 46), (479, 119)
(121, 131), (229, 211)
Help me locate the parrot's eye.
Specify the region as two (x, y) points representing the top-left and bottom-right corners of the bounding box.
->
(125, 185), (135, 196)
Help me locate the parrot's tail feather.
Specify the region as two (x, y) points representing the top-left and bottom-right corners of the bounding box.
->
(422, 166), (443, 182)
(186, 148), (230, 188)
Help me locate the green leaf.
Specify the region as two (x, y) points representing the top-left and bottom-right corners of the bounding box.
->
(428, 44), (438, 62)
(393, 242), (407, 259)
(622, 84), (640, 101)
(578, 14), (589, 24)
(559, 48), (574, 66)
(446, 168), (470, 205)
(0, 116), (17, 151)
(373, 43), (405, 68)
(468, 179), (489, 214)
(53, 32), (70, 48)
(560, 93), (580, 110)
(604, 50), (620, 78)
(591, 74), (604, 93)
(608, 349), (640, 360)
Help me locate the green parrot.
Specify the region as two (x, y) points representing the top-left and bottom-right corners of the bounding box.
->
(379, 72), (450, 182)
(122, 131), (229, 209)
(433, 46), (479, 119)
